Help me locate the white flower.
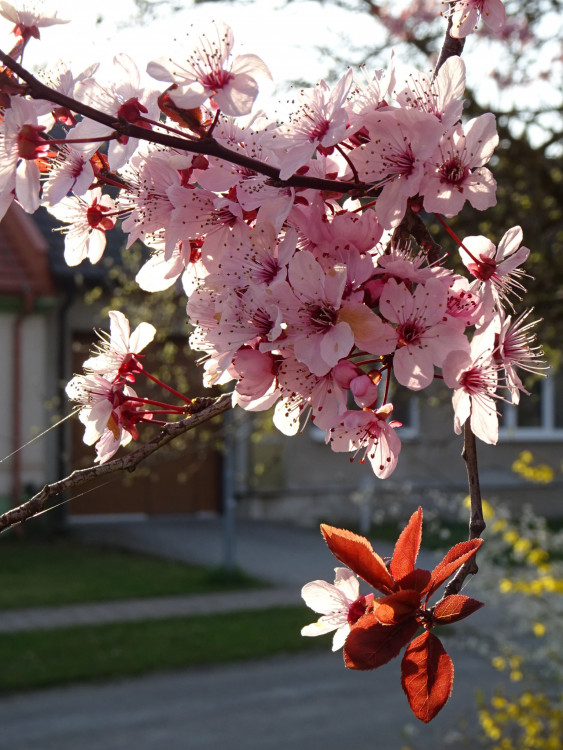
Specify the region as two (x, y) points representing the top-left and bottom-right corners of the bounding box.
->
(147, 20), (271, 118)
(83, 310), (156, 381)
(301, 567), (370, 651)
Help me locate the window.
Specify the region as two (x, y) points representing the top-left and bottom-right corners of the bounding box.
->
(500, 371), (563, 440)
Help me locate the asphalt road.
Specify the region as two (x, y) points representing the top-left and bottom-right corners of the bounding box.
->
(0, 644), (498, 750)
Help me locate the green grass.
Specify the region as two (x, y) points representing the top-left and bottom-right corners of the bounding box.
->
(0, 606), (323, 693)
(0, 537), (264, 610)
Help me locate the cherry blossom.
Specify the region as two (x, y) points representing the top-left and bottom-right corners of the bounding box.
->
(329, 405), (402, 478)
(83, 310), (156, 382)
(350, 108), (443, 228)
(421, 113), (499, 217)
(46, 188), (115, 266)
(442, 322), (501, 444)
(459, 225), (530, 310)
(0, 95), (46, 217)
(495, 309), (547, 404)
(147, 21), (271, 117)
(301, 568), (374, 652)
(394, 55), (466, 130)
(273, 69), (353, 180)
(446, 0), (506, 39)
(0, 1), (68, 42)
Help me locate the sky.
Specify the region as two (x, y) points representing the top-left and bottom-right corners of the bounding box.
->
(2, 0), (380, 107)
(0, 0), (558, 146)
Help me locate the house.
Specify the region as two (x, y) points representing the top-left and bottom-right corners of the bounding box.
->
(1, 205), (561, 527)
(0, 205), (222, 524)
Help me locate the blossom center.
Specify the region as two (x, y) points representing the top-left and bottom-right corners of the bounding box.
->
(467, 254), (497, 281)
(397, 320), (424, 347)
(17, 124), (49, 159)
(307, 303), (338, 332)
(200, 69), (235, 92)
(439, 157), (469, 186)
(347, 594), (373, 625)
(459, 367), (485, 393)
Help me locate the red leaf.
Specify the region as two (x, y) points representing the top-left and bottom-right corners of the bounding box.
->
(397, 568), (432, 593)
(432, 595), (484, 625)
(390, 507), (423, 581)
(401, 631), (454, 723)
(344, 613), (419, 670)
(423, 539), (483, 598)
(320, 525), (395, 594)
(373, 590), (421, 625)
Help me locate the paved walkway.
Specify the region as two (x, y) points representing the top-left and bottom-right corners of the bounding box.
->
(0, 516), (467, 634)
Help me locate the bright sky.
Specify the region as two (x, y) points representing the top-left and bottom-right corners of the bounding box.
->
(5, 0), (381, 103)
(0, 0), (558, 146)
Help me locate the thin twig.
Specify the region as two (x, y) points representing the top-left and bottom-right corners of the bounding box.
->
(444, 421), (487, 596)
(0, 393), (233, 533)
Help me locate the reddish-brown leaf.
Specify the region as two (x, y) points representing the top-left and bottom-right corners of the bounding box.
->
(401, 631), (454, 723)
(432, 595), (484, 625)
(373, 590), (421, 625)
(422, 539), (483, 598)
(344, 613), (419, 670)
(320, 525), (395, 594)
(397, 568), (432, 593)
(390, 507), (423, 582)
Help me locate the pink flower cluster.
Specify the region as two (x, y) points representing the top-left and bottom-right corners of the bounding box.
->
(0, 8), (543, 473)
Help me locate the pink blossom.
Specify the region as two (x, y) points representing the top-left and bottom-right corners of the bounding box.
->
(83, 310), (156, 382)
(70, 54), (159, 170)
(442, 323), (501, 444)
(279, 250), (354, 376)
(301, 568), (373, 651)
(65, 373), (142, 463)
(329, 405), (402, 479)
(350, 108), (443, 228)
(421, 113), (498, 217)
(42, 146), (94, 206)
(447, 0), (506, 39)
(495, 309), (547, 404)
(46, 187), (115, 266)
(394, 55), (466, 130)
(0, 96), (46, 218)
(379, 277), (468, 390)
(274, 69), (353, 180)
(147, 21), (271, 117)
(0, 1), (68, 41)
(459, 225), (530, 310)
(135, 238), (207, 296)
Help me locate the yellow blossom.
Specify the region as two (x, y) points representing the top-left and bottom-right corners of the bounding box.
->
(533, 622), (546, 637)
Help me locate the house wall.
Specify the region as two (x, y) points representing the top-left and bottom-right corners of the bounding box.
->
(236, 382), (563, 525)
(0, 312), (51, 507)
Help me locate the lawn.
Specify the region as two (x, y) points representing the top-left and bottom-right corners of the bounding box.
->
(0, 606), (323, 693)
(0, 536), (264, 610)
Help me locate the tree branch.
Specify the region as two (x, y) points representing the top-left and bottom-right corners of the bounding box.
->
(433, 14), (465, 78)
(444, 421), (487, 596)
(0, 49), (370, 197)
(0, 393), (233, 532)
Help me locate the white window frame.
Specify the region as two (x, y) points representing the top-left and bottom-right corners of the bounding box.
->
(499, 376), (563, 442)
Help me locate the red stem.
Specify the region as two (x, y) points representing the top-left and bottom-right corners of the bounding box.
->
(140, 369), (192, 404)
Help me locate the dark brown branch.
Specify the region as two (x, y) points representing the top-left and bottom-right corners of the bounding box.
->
(433, 14), (465, 78)
(0, 393), (233, 532)
(0, 49), (369, 197)
(393, 206), (445, 263)
(444, 421), (487, 596)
